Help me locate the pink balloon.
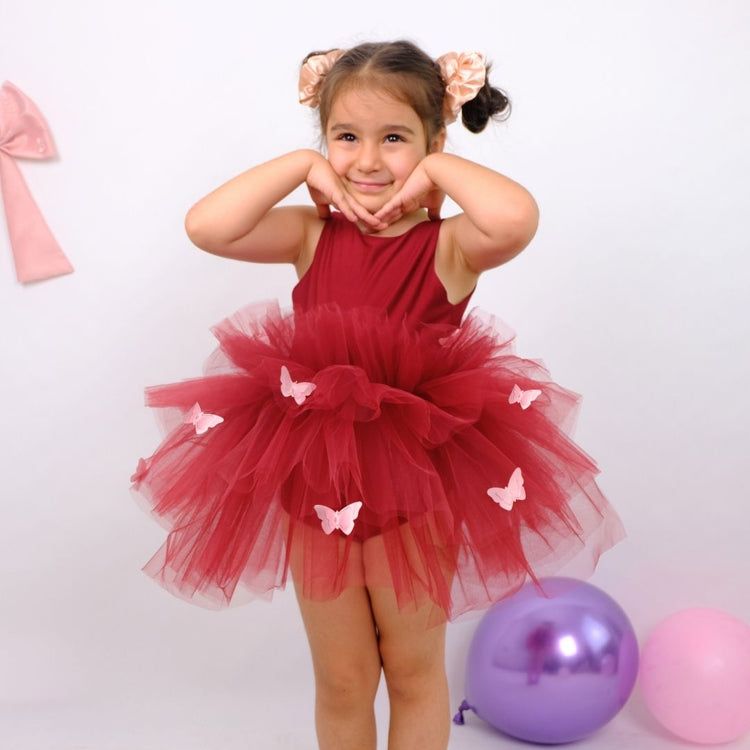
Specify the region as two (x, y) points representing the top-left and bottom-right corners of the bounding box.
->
(639, 608), (750, 745)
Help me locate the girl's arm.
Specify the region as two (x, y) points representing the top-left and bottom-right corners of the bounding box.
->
(375, 153), (539, 273)
(185, 149), (380, 267)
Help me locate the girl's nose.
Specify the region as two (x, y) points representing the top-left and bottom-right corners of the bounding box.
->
(356, 141), (380, 172)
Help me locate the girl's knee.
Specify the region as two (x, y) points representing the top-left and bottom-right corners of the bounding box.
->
(379, 640), (445, 701)
(315, 658), (381, 710)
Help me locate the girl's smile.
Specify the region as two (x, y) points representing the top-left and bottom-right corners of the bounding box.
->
(349, 180), (390, 193)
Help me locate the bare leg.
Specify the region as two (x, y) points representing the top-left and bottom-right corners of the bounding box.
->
(364, 534), (451, 750)
(293, 580), (383, 750)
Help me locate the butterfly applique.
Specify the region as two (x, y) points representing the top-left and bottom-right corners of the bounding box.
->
(487, 467), (525, 511)
(509, 384), (542, 410)
(184, 402), (224, 435)
(280, 365), (316, 405)
(313, 501), (363, 535)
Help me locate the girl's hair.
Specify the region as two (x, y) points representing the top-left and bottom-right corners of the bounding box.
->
(303, 40), (510, 142)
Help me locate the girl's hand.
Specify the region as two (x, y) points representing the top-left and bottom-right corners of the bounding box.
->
(306, 155), (383, 230)
(374, 159), (445, 227)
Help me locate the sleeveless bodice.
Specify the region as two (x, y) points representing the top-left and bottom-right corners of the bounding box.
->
(292, 213), (471, 327)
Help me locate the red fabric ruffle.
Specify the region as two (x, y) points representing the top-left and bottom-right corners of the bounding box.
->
(132, 301), (623, 620)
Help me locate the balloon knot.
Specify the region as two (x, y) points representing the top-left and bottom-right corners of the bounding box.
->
(453, 699), (474, 725)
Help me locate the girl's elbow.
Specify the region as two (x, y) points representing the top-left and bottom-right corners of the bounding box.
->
(519, 191), (540, 238)
(184, 206), (222, 254)
(506, 195), (540, 253)
(184, 205), (205, 246)
(483, 203), (539, 268)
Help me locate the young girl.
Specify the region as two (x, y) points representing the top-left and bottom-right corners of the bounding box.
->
(132, 40), (623, 750)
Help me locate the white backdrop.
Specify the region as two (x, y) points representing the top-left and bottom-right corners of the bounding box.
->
(1, 2), (748, 748)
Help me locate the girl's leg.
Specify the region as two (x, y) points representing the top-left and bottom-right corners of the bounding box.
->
(363, 534), (451, 750)
(368, 586), (450, 750)
(292, 535), (383, 750)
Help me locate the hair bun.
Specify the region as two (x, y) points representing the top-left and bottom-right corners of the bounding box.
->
(460, 65), (510, 133)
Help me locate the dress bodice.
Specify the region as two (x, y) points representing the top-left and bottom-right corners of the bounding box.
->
(292, 213), (471, 327)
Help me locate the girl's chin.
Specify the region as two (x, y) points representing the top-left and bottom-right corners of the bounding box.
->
(346, 183), (393, 205)
(349, 197), (389, 216)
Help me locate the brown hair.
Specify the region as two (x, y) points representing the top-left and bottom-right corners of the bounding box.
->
(302, 40), (510, 142)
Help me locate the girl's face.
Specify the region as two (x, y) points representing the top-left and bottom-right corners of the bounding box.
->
(325, 87), (444, 218)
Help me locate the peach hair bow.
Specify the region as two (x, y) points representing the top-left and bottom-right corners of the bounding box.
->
(299, 49), (345, 108)
(0, 81), (73, 282)
(436, 52), (486, 124)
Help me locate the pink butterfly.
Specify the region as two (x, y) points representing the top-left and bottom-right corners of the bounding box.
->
(280, 365), (316, 405)
(313, 501), (363, 535)
(487, 467), (526, 511)
(184, 402), (224, 435)
(509, 384), (542, 410)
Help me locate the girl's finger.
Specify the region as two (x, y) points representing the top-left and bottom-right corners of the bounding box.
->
(424, 189), (446, 221)
(315, 202), (331, 220)
(307, 185), (332, 220)
(344, 194), (386, 230)
(375, 198), (406, 225)
(374, 196), (398, 219)
(330, 190), (359, 224)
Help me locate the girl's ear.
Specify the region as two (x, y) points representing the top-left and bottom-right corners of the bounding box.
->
(429, 129), (446, 154)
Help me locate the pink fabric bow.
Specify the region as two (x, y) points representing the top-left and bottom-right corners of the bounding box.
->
(436, 52), (486, 124)
(298, 49), (345, 108)
(0, 81), (73, 282)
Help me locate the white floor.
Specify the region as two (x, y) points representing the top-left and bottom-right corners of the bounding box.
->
(3, 673), (747, 749)
(2, 582), (748, 750)
(2, 558), (747, 750)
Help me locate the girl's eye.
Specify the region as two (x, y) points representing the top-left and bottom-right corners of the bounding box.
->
(337, 133), (356, 142)
(385, 134), (405, 143)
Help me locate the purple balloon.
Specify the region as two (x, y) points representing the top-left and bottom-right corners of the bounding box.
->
(459, 577), (639, 744)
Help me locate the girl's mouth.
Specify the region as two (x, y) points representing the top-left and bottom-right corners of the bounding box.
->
(349, 180), (390, 193)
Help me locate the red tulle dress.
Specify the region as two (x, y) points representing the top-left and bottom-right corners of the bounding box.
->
(131, 213), (624, 620)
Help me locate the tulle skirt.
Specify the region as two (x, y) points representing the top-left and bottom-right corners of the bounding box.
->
(131, 301), (623, 621)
